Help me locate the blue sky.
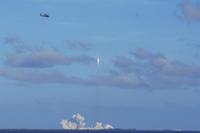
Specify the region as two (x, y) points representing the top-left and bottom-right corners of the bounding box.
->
(0, 0), (200, 130)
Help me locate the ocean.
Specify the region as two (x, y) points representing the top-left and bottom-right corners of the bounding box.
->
(0, 129), (199, 133)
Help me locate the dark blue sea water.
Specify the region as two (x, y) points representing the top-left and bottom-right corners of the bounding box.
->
(0, 129), (199, 133)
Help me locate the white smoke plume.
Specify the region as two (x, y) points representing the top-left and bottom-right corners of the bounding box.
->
(72, 113), (86, 129)
(94, 122), (113, 130)
(61, 113), (114, 130)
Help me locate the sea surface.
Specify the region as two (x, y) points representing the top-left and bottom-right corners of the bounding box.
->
(0, 129), (199, 133)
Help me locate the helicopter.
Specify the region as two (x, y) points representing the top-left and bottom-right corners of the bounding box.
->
(40, 13), (50, 18)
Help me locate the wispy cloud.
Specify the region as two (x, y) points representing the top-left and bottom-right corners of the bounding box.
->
(180, 0), (200, 22)
(5, 51), (96, 68)
(2, 35), (200, 90)
(65, 40), (91, 51)
(2, 48), (200, 90)
(3, 35), (31, 53)
(112, 48), (200, 89)
(86, 74), (148, 89)
(0, 68), (84, 85)
(3, 35), (96, 68)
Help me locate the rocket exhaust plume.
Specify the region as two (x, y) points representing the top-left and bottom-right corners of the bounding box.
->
(97, 56), (100, 65)
(61, 113), (113, 130)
